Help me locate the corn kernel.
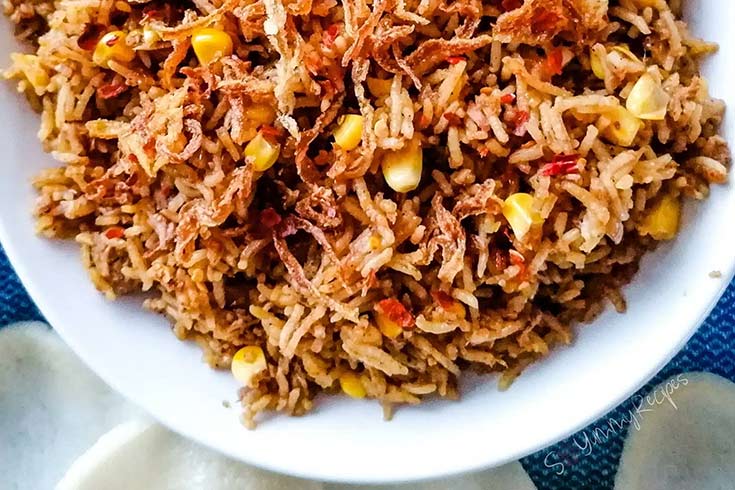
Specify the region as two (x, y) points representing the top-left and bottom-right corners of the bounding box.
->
(366, 77), (393, 97)
(231, 346), (267, 385)
(10, 53), (49, 94)
(244, 104), (276, 126)
(339, 372), (367, 399)
(93, 31), (135, 68)
(601, 105), (642, 147)
(191, 28), (233, 65)
(375, 313), (402, 339)
(502, 193), (542, 240)
(626, 72), (670, 121)
(333, 114), (364, 151)
(591, 45), (640, 80)
(142, 27), (159, 46)
(639, 194), (680, 240)
(244, 131), (280, 171)
(381, 139), (423, 193)
(590, 47), (606, 79)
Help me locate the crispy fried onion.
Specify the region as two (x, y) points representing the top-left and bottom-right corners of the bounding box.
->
(417, 194), (467, 285)
(493, 0), (608, 46)
(295, 186), (343, 229)
(406, 35), (493, 76)
(452, 179), (503, 221)
(148, 0), (240, 40)
(328, 60), (376, 180)
(272, 233), (359, 322)
(341, 0), (388, 66)
(296, 93), (344, 183)
(174, 165), (255, 262)
(158, 118), (202, 163)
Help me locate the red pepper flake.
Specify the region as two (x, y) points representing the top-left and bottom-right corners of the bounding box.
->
(447, 56), (465, 65)
(478, 146), (490, 158)
(509, 249), (528, 279)
(544, 48), (564, 77)
(501, 0), (522, 11)
(512, 110), (530, 137)
(417, 111), (432, 129)
(540, 153), (581, 177)
(500, 93), (516, 104)
(97, 81), (127, 99)
(77, 23), (106, 51)
(323, 24), (340, 48)
(442, 112), (463, 126)
(277, 215), (299, 238)
(104, 226), (125, 239)
(259, 208), (282, 229)
(260, 124), (281, 143)
(375, 299), (415, 329)
(531, 8), (561, 35)
(105, 33), (121, 47)
(431, 290), (456, 310)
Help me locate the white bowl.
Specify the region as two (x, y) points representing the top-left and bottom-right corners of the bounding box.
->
(0, 2), (733, 484)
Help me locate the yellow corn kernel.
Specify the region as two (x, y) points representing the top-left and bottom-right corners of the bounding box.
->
(591, 45), (639, 79)
(366, 77), (393, 97)
(368, 234), (382, 250)
(375, 313), (402, 339)
(339, 372), (367, 399)
(590, 47), (605, 79)
(502, 193), (542, 240)
(142, 26), (159, 46)
(626, 72), (670, 121)
(639, 194), (680, 240)
(244, 131), (280, 171)
(333, 114), (364, 151)
(381, 139), (423, 193)
(231, 346), (267, 385)
(191, 28), (233, 65)
(244, 104), (276, 126)
(93, 31), (135, 68)
(10, 53), (49, 94)
(601, 105), (642, 147)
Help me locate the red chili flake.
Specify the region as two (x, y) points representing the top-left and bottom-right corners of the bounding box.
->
(509, 249), (525, 266)
(500, 93), (516, 104)
(105, 33), (121, 47)
(259, 208), (282, 229)
(97, 81), (127, 99)
(143, 138), (156, 156)
(260, 124), (281, 142)
(278, 216), (299, 238)
(417, 111), (432, 129)
(431, 290), (456, 310)
(540, 154), (581, 177)
(442, 112), (463, 126)
(77, 23), (106, 51)
(478, 146), (490, 158)
(500, 0), (522, 11)
(509, 249), (529, 279)
(323, 24), (340, 48)
(531, 8), (561, 35)
(104, 226), (125, 239)
(512, 110), (530, 137)
(375, 299), (415, 329)
(447, 56), (465, 65)
(493, 249), (508, 271)
(142, 5), (161, 22)
(545, 48), (564, 77)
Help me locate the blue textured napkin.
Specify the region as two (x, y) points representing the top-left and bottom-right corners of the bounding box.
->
(0, 245), (732, 489)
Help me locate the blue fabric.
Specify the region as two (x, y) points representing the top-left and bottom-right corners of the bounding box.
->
(0, 244), (732, 489)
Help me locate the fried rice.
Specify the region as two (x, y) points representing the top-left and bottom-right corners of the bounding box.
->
(3, 0), (730, 426)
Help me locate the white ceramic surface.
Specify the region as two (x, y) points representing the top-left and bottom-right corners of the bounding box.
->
(0, 2), (733, 484)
